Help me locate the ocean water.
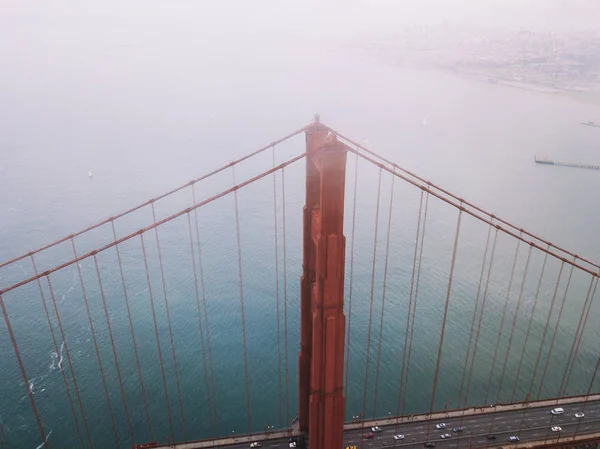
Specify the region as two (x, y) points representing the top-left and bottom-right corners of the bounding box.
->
(2, 7), (600, 448)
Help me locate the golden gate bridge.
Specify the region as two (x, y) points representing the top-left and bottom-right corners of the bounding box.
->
(1, 117), (599, 449)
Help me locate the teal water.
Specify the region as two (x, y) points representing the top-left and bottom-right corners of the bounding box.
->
(2, 7), (600, 448)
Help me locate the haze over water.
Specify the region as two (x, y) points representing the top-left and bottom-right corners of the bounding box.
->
(1, 1), (600, 448)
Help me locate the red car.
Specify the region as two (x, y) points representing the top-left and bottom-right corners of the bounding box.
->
(363, 432), (374, 439)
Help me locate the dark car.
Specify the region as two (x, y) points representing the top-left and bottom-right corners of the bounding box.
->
(453, 426), (465, 433)
(363, 432), (374, 439)
(424, 442), (436, 448)
(487, 435), (497, 440)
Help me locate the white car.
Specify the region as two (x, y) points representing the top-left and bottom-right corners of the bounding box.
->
(551, 407), (564, 415)
(575, 412), (585, 418)
(440, 434), (451, 439)
(250, 443), (262, 448)
(507, 436), (520, 442)
(289, 443), (296, 448)
(372, 426), (382, 432)
(436, 423), (447, 430)
(394, 434), (405, 440)
(551, 426), (562, 432)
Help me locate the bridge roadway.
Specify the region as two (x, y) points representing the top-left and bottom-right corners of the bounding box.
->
(153, 395), (600, 449)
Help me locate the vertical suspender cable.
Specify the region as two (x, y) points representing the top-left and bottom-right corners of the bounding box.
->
(362, 168), (383, 419)
(93, 254), (135, 444)
(0, 294), (48, 448)
(395, 190), (424, 437)
(425, 208), (462, 441)
(111, 221), (154, 440)
(151, 203), (187, 441)
(537, 264), (575, 399)
(0, 429), (5, 449)
(401, 190), (430, 416)
(46, 276), (94, 448)
(31, 256), (84, 449)
(71, 239), (120, 448)
(192, 185), (219, 432)
(484, 238), (521, 404)
(232, 166), (253, 433)
(511, 249), (549, 402)
(457, 224), (492, 408)
(282, 167), (290, 425)
(272, 146), (283, 429)
(496, 244), (532, 404)
(528, 261), (564, 396)
(463, 228), (499, 408)
(373, 172), (396, 416)
(186, 212), (214, 436)
(560, 276), (598, 397)
(344, 151), (360, 406)
(140, 233), (175, 441)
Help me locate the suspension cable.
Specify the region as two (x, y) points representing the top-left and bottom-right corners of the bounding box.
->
(46, 276), (94, 448)
(528, 261), (564, 396)
(556, 275), (595, 398)
(111, 221), (154, 440)
(484, 238), (521, 404)
(338, 145), (599, 278)
(373, 171), (396, 416)
(186, 212), (214, 436)
(457, 224), (492, 408)
(271, 146), (283, 428)
(537, 264), (575, 399)
(401, 190), (430, 416)
(463, 228), (499, 408)
(496, 244), (532, 404)
(151, 203), (187, 441)
(232, 166), (253, 433)
(93, 254), (134, 444)
(362, 168), (383, 419)
(330, 127), (600, 274)
(0, 294), (48, 448)
(140, 233), (175, 441)
(511, 249), (549, 402)
(71, 239), (120, 448)
(0, 124), (311, 271)
(395, 189), (424, 438)
(1, 153), (306, 297)
(191, 184), (219, 432)
(426, 208), (463, 440)
(560, 276), (599, 396)
(31, 256), (84, 449)
(282, 166), (290, 426)
(344, 151), (360, 406)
